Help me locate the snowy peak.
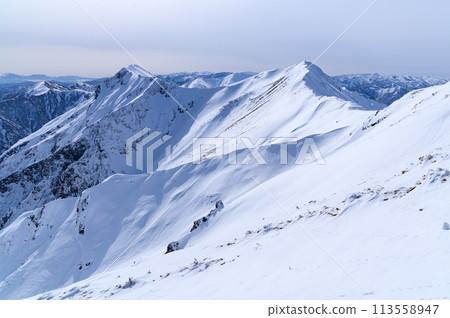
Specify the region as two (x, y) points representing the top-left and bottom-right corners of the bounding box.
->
(25, 80), (94, 97)
(103, 64), (167, 96)
(26, 81), (69, 96)
(116, 64), (154, 79)
(273, 61), (384, 110)
(0, 80), (94, 154)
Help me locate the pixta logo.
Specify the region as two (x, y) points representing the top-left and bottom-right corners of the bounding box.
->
(126, 128), (172, 174)
(192, 137), (325, 165)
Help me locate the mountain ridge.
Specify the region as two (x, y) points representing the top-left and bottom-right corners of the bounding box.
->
(0, 61), (380, 228)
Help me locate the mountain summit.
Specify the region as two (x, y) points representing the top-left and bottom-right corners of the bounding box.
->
(116, 64), (154, 79)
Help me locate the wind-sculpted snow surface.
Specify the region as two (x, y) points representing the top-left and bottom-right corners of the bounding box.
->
(0, 62), (449, 300)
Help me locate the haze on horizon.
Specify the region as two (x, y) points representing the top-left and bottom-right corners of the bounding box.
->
(1, 0), (449, 78)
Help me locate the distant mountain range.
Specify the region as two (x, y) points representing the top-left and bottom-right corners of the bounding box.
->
(333, 73), (448, 105)
(158, 71), (256, 88)
(0, 73), (94, 84)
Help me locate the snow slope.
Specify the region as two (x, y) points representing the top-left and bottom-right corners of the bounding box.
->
(0, 62), (449, 300)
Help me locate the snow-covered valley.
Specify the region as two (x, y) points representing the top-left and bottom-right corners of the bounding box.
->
(0, 62), (449, 300)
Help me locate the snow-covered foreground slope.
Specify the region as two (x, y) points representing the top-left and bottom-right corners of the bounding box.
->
(0, 62), (449, 300)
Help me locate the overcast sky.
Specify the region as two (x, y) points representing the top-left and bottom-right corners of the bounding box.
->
(1, 0), (449, 78)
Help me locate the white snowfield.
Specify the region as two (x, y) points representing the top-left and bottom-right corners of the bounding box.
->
(0, 62), (449, 299)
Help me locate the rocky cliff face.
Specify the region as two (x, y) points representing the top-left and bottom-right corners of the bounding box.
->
(0, 81), (94, 153)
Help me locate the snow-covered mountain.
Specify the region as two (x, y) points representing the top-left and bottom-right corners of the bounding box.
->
(333, 73), (448, 105)
(0, 62), (380, 229)
(0, 62), (449, 300)
(158, 71), (256, 88)
(0, 81), (94, 154)
(160, 71), (448, 104)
